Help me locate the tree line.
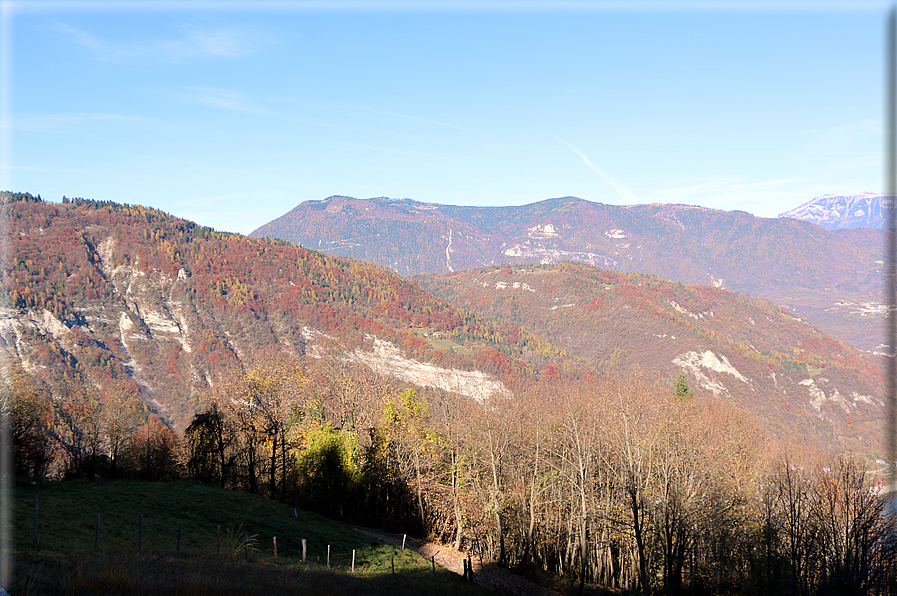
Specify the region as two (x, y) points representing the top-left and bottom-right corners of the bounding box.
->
(9, 355), (897, 595)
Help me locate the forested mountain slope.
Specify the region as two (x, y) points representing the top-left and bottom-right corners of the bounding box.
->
(252, 195), (885, 351)
(0, 192), (568, 429)
(416, 263), (885, 458)
(3, 192), (885, 457)
(8, 192), (893, 596)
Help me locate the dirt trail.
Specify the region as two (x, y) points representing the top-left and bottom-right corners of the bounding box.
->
(353, 527), (562, 596)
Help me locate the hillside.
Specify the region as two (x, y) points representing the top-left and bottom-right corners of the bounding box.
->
(251, 195), (885, 351)
(415, 263), (885, 457)
(13, 479), (487, 596)
(0, 192), (570, 430)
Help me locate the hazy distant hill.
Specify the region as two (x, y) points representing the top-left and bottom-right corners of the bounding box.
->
(779, 192), (887, 230)
(0, 192), (569, 430)
(415, 263), (885, 458)
(251, 195), (885, 351)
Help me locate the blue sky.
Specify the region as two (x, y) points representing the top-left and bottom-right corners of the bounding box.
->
(1, 1), (889, 235)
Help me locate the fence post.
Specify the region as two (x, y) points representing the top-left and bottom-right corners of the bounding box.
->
(431, 555), (435, 575)
(351, 549), (355, 573)
(402, 534), (406, 550)
(327, 544), (331, 568)
(391, 553), (395, 574)
(302, 538), (307, 561)
(273, 536), (278, 558)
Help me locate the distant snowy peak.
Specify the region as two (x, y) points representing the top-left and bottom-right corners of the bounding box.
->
(779, 192), (888, 230)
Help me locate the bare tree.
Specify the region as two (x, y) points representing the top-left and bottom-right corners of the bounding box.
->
(605, 379), (660, 594)
(51, 377), (106, 478)
(811, 455), (890, 595)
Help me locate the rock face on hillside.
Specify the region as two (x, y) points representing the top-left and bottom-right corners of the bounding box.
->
(1, 194), (537, 430)
(416, 263), (886, 459)
(779, 192), (887, 230)
(252, 195), (885, 351)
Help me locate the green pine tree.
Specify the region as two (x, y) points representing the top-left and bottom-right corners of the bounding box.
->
(673, 372), (693, 399)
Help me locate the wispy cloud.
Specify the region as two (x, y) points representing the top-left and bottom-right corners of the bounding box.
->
(360, 106), (488, 135)
(57, 22), (262, 62)
(5, 112), (141, 134)
(555, 136), (638, 203)
(640, 175), (837, 218)
(818, 119), (882, 141)
(170, 87), (265, 113)
(732, 176), (812, 189)
(656, 175), (813, 199)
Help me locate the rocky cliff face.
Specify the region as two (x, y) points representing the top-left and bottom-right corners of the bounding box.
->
(779, 192), (887, 230)
(1, 194), (534, 429)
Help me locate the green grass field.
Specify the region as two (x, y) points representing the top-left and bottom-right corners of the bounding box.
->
(412, 328), (471, 355)
(11, 479), (491, 595)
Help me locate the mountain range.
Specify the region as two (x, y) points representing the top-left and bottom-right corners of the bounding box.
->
(251, 195), (886, 352)
(2, 192), (887, 457)
(779, 192), (887, 230)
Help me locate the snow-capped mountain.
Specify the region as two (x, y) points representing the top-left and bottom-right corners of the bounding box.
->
(778, 192), (886, 230)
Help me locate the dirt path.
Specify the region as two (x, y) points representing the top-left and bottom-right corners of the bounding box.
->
(353, 527), (562, 596)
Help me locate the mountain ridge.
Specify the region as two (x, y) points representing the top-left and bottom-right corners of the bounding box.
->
(778, 192), (887, 230)
(251, 194), (885, 351)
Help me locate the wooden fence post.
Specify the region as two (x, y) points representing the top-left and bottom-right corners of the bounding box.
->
(402, 534), (406, 550)
(431, 555), (435, 575)
(273, 536), (278, 558)
(302, 538), (307, 561)
(327, 544), (330, 568)
(351, 549), (355, 572)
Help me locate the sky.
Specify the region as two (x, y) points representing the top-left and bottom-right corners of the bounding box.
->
(0, 1), (890, 235)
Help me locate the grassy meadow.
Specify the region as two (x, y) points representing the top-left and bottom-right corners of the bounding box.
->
(11, 479), (491, 595)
